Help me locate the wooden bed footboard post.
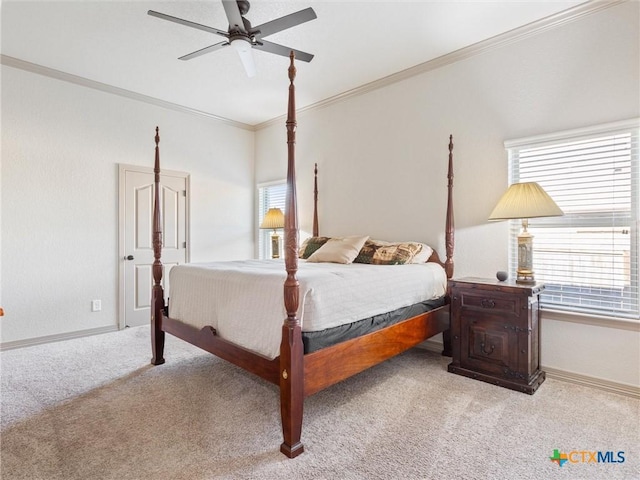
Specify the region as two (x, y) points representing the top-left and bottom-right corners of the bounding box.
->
(280, 52), (305, 458)
(442, 135), (455, 357)
(151, 127), (166, 366)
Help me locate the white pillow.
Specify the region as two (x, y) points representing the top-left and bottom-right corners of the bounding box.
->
(306, 235), (370, 264)
(410, 243), (434, 263)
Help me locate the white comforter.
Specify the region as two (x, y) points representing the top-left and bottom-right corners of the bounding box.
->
(168, 259), (447, 360)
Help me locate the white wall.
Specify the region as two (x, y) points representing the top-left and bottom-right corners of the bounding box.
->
(1, 66), (255, 344)
(256, 2), (640, 387)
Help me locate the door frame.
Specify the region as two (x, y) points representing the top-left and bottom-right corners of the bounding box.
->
(118, 163), (191, 330)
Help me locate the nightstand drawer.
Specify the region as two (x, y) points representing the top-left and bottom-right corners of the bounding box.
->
(458, 291), (521, 316)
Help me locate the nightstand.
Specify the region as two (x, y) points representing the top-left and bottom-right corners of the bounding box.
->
(447, 277), (545, 394)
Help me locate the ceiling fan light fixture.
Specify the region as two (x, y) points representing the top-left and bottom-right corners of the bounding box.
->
(231, 37), (256, 77)
(231, 36), (251, 54)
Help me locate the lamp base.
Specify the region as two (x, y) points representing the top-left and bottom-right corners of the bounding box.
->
(271, 233), (280, 259)
(516, 269), (536, 285)
(517, 227), (535, 285)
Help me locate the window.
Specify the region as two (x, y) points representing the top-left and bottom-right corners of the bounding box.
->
(506, 119), (639, 320)
(257, 181), (286, 259)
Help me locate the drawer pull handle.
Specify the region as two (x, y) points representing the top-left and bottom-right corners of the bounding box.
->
(480, 342), (495, 355)
(481, 299), (496, 309)
(480, 337), (495, 355)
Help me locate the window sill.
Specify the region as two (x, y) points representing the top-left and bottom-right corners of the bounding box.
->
(541, 308), (640, 332)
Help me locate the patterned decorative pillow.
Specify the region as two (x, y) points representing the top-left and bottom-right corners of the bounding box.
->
(307, 235), (370, 264)
(299, 236), (331, 259)
(354, 239), (429, 265)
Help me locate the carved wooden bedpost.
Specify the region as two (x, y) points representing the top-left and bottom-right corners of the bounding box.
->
(445, 135), (454, 279)
(313, 163), (319, 237)
(151, 127), (166, 366)
(441, 134), (455, 357)
(280, 52), (304, 458)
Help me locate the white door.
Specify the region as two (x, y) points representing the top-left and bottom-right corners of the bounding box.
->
(119, 165), (189, 328)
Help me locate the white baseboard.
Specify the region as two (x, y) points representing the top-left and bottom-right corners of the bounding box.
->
(0, 325), (119, 351)
(418, 339), (640, 399)
(542, 367), (640, 399)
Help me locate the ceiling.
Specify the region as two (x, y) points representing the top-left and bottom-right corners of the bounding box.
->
(2, 1), (589, 127)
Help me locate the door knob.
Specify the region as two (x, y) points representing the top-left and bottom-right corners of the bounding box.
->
(125, 255), (134, 261)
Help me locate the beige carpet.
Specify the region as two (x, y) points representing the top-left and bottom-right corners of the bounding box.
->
(1, 326), (638, 480)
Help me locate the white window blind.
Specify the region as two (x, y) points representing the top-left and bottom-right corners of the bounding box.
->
(506, 120), (639, 320)
(257, 182), (286, 259)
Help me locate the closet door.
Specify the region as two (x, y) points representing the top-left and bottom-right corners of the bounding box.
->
(119, 165), (189, 328)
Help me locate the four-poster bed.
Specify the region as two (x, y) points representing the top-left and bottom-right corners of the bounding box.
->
(150, 53), (455, 458)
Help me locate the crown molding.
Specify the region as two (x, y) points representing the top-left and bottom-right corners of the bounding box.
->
(0, 54), (255, 132)
(2, 1), (626, 132)
(255, 0), (628, 131)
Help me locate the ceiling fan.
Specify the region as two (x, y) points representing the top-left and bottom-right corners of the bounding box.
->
(148, 0), (316, 77)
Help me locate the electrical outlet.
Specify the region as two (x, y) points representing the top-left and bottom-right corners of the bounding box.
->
(91, 299), (102, 312)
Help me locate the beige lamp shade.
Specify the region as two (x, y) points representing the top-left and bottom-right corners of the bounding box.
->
(260, 208), (285, 230)
(489, 182), (563, 285)
(488, 182), (563, 220)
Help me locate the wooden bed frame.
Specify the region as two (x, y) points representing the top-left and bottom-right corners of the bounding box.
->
(150, 53), (454, 458)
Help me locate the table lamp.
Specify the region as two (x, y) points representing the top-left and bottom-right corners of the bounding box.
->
(488, 182), (563, 284)
(260, 208), (285, 259)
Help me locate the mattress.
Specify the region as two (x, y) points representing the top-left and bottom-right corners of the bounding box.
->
(168, 259), (447, 359)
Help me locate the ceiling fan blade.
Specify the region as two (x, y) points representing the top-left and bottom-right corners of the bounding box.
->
(231, 39), (256, 77)
(252, 7), (317, 38)
(221, 0), (246, 32)
(254, 40), (314, 63)
(148, 10), (228, 38)
(179, 41), (230, 61)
